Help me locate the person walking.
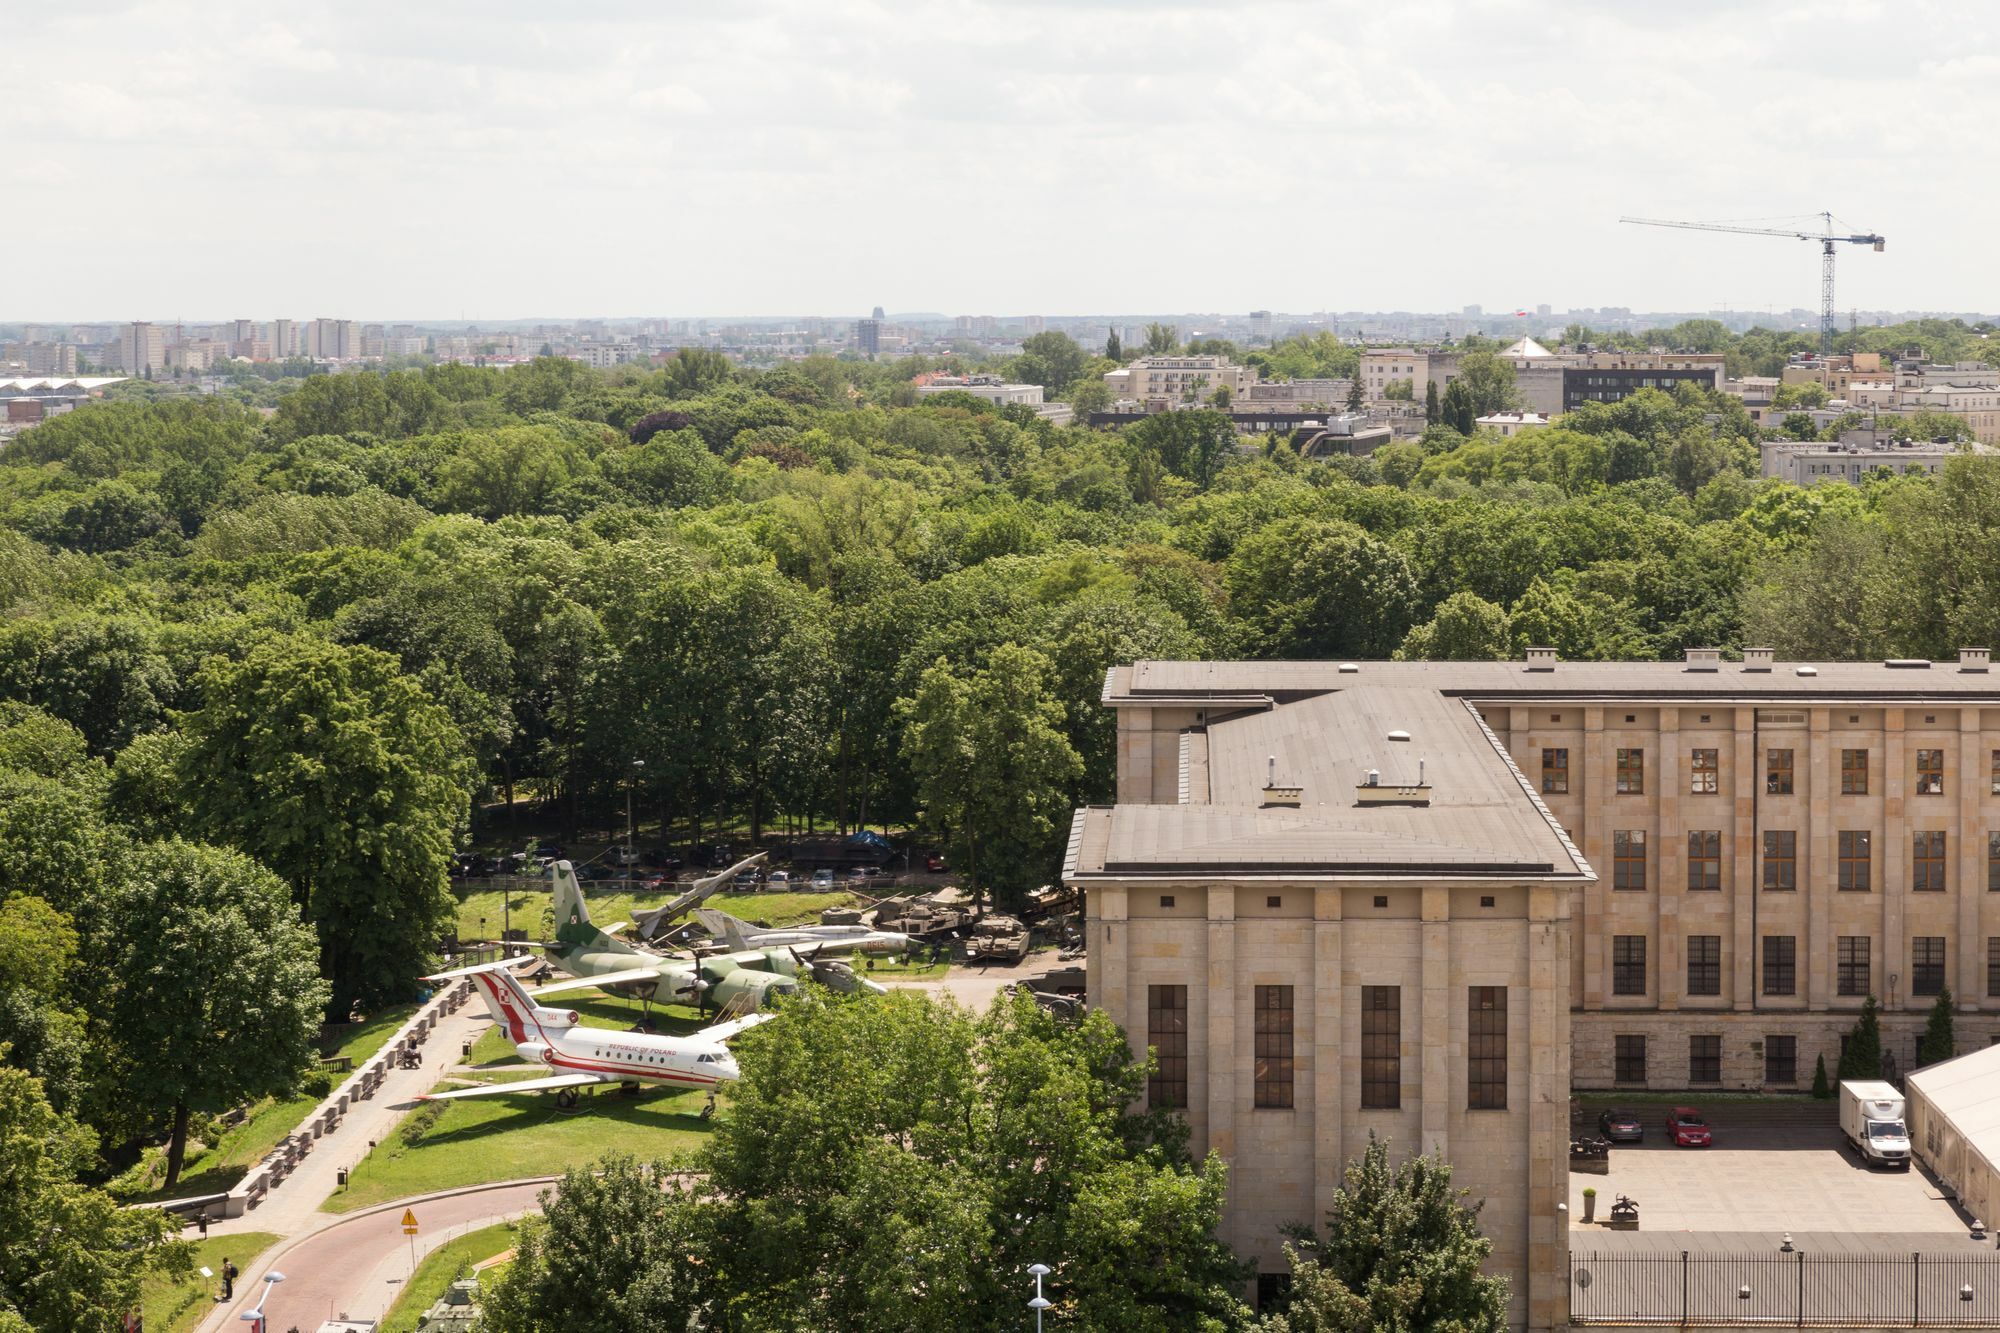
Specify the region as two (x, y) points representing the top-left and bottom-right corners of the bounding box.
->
(221, 1258), (238, 1301)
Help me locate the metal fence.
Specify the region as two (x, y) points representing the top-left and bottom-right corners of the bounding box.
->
(1571, 1251), (2000, 1327)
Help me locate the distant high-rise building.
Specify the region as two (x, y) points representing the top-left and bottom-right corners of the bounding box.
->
(1248, 310), (1274, 341)
(119, 321), (165, 375)
(854, 318), (882, 356)
(871, 305), (886, 322)
(269, 319), (297, 359)
(307, 318), (359, 360)
(1462, 303), (1483, 317)
(1022, 314), (1046, 334)
(1537, 304), (1552, 318)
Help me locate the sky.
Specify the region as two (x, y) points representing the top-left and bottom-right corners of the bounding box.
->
(6, 0), (1994, 322)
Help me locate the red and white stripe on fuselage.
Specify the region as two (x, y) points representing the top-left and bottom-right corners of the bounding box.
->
(547, 1029), (730, 1087)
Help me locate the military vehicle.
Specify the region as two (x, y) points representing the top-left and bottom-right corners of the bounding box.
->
(967, 914), (1032, 965)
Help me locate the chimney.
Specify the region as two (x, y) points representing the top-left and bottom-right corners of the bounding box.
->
(1742, 648), (1774, 672)
(1262, 753), (1303, 807)
(1524, 646), (1557, 672)
(1685, 648), (1720, 672)
(1962, 648), (1991, 673)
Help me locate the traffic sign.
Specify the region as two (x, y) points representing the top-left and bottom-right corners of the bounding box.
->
(400, 1208), (418, 1235)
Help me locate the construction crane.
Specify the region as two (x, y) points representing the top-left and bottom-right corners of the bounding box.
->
(1619, 212), (1885, 353)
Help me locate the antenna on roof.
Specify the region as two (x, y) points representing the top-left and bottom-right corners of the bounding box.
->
(1268, 755), (1276, 786)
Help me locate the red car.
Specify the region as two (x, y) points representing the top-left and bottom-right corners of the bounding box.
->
(925, 853), (948, 872)
(1666, 1106), (1712, 1147)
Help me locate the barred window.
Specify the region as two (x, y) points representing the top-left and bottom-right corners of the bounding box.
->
(1690, 748), (1719, 794)
(1146, 985), (1188, 1109)
(1615, 1034), (1646, 1084)
(1765, 1035), (1797, 1085)
(1541, 747), (1568, 795)
(1613, 935), (1647, 995)
(1690, 1034), (1721, 1084)
(1688, 831), (1721, 891)
(1761, 830), (1797, 891)
(1360, 986), (1400, 1109)
(1616, 748), (1644, 795)
(1468, 987), (1507, 1109)
(1917, 748), (1945, 796)
(1989, 938), (2000, 1000)
(1990, 831), (2000, 893)
(1766, 748), (1794, 795)
(1253, 985), (1294, 1109)
(1842, 748), (1869, 795)
(1839, 830), (1872, 891)
(1687, 935), (1721, 996)
(1613, 830), (1647, 891)
(1838, 936), (1871, 997)
(1991, 750), (2000, 797)
(1912, 937), (1946, 998)
(1914, 831), (1948, 892)
(1762, 935), (1797, 996)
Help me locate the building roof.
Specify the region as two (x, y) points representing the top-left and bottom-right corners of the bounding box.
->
(1502, 336), (1553, 358)
(0, 377), (124, 394)
(1909, 1042), (2000, 1155)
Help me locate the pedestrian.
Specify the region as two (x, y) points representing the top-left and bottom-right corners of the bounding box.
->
(221, 1258), (237, 1301)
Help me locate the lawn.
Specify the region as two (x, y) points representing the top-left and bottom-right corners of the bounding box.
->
(111, 1092), (319, 1203)
(325, 1002), (419, 1065)
(140, 1233), (280, 1333)
(379, 1220), (518, 1333)
(451, 881), (857, 941)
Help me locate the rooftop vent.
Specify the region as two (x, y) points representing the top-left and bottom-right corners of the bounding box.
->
(1386, 729), (1411, 742)
(1743, 647), (1774, 672)
(1524, 647), (1558, 672)
(1796, 666), (1819, 676)
(1262, 754), (1302, 807)
(1685, 648), (1721, 672)
(1962, 648), (1991, 673)
(1338, 662), (1360, 674)
(1885, 659), (1932, 670)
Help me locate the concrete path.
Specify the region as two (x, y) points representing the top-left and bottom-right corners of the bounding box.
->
(879, 955), (1074, 1010)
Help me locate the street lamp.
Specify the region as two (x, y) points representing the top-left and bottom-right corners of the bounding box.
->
(239, 1270), (285, 1333)
(1027, 1263), (1052, 1333)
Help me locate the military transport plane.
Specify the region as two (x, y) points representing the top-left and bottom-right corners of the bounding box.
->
(419, 959), (768, 1113)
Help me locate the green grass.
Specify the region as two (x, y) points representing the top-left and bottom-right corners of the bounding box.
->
(451, 882), (857, 942)
(140, 1233), (280, 1333)
(111, 1092), (321, 1202)
(379, 1221), (518, 1333)
(858, 956), (951, 978)
(325, 1003), (420, 1065)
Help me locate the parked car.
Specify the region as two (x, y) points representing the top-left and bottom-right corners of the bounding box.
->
(925, 853), (948, 873)
(1665, 1106), (1712, 1147)
(733, 869), (761, 890)
(641, 847), (683, 870)
(534, 840), (565, 857)
(811, 868), (836, 889)
(1597, 1108), (1644, 1143)
(607, 846), (641, 866)
(766, 870), (791, 889)
(848, 865), (879, 882)
(698, 844), (734, 869)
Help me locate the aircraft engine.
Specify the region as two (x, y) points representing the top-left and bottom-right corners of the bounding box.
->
(517, 1041), (556, 1065)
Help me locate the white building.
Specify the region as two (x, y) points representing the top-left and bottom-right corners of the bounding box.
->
(1760, 432), (1990, 484)
(1102, 355), (1258, 411)
(1908, 1043), (2000, 1232)
(1475, 411), (1550, 437)
(916, 374), (1044, 408)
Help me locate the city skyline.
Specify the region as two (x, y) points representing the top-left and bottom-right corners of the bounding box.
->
(6, 0), (1995, 319)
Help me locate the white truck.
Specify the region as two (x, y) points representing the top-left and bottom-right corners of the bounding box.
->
(1839, 1079), (1911, 1169)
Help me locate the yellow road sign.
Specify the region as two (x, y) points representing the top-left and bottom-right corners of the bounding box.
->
(400, 1208), (419, 1234)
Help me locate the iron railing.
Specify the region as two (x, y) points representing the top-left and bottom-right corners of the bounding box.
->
(1571, 1251), (2000, 1327)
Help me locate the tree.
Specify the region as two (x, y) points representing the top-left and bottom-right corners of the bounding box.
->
(180, 636), (469, 1013)
(1016, 331), (1089, 395)
(1345, 380), (1365, 413)
(1454, 350), (1519, 415)
(1106, 329), (1123, 361)
(1383, 378), (1415, 402)
(1919, 985), (1956, 1067)
(659, 346), (734, 399)
(1838, 994), (1884, 1081)
(1125, 409), (1238, 489)
(1068, 379), (1113, 417)
(1441, 376), (1477, 434)
(1904, 409), (1975, 443)
(432, 425), (590, 518)
(1225, 518), (1421, 659)
(896, 645), (1083, 906)
(1258, 1134), (1508, 1332)
(1211, 383), (1234, 409)
(1143, 322), (1180, 356)
(1395, 592), (1512, 661)
(98, 840), (328, 1187)
(1424, 378), (1440, 426)
(0, 1063), (184, 1332)
(1812, 1053), (1832, 1099)
(0, 894), (90, 1118)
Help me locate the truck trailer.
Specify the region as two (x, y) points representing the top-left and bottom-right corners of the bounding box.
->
(1839, 1079), (1912, 1169)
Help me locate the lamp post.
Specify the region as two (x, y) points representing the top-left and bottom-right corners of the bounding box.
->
(1027, 1263), (1051, 1333)
(239, 1270), (284, 1333)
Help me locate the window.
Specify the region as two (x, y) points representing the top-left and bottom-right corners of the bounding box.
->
(1613, 936), (1647, 995)
(1266, 895), (1282, 909)
(1912, 938), (1946, 997)
(1360, 986), (1400, 1109)
(1613, 830), (1647, 890)
(1252, 985), (1294, 1109)
(1766, 748), (1794, 795)
(1468, 987), (1507, 1109)
(1765, 1035), (1798, 1085)
(1690, 748), (1719, 794)
(1761, 830), (1797, 891)
(1159, 895), (1175, 908)
(1991, 749), (2000, 796)
(1990, 938), (2000, 1000)
(1914, 831), (1948, 892)
(1762, 935), (1797, 996)
(1616, 748), (1644, 794)
(1842, 748), (1869, 794)
(1990, 832), (2000, 893)
(1838, 937), (1871, 997)
(1615, 1034), (1646, 1083)
(1839, 831), (1872, 891)
(1687, 831), (1721, 891)
(1147, 985), (1188, 1109)
(1541, 748), (1568, 794)
(1690, 1034), (1721, 1084)
(1917, 748), (1945, 795)
(1687, 935), (1721, 996)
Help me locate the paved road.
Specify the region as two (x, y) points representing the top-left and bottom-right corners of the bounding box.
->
(880, 955), (1074, 1010)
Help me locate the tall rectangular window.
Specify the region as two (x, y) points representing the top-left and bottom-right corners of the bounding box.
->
(1912, 938), (1946, 997)
(1616, 748), (1644, 795)
(1917, 748), (1945, 796)
(1762, 830), (1797, 891)
(1613, 830), (1647, 890)
(1688, 831), (1721, 891)
(1253, 986), (1294, 1109)
(1689, 1034), (1721, 1084)
(1612, 936), (1647, 995)
(1690, 748), (1719, 794)
(1762, 935), (1797, 996)
(1914, 831), (1948, 891)
(1766, 748), (1795, 795)
(1989, 832), (2000, 893)
(1687, 935), (1721, 996)
(1842, 748), (1869, 795)
(1991, 749), (2000, 796)
(1360, 986), (1400, 1109)
(1765, 1035), (1798, 1085)
(1146, 985), (1188, 1109)
(1989, 938), (2000, 1000)
(1541, 748), (1568, 795)
(1468, 987), (1507, 1109)
(1839, 831), (1872, 891)
(1838, 936), (1871, 997)
(1614, 1035), (1646, 1083)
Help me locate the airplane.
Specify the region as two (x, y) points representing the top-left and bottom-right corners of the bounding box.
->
(629, 850), (770, 943)
(418, 959), (769, 1114)
(692, 906), (910, 958)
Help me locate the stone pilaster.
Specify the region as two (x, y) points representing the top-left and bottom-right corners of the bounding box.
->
(1420, 885), (1452, 1157)
(1207, 886), (1237, 1158)
(1313, 887), (1343, 1228)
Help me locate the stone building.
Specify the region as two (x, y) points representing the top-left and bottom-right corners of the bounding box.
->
(1071, 651), (2000, 1327)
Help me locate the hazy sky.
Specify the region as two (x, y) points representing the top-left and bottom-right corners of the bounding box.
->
(8, 0), (1992, 321)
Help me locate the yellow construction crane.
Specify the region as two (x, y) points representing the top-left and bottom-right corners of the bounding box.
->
(1620, 212), (1885, 353)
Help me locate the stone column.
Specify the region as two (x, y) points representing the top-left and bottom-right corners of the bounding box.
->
(1732, 707), (1758, 1009)
(1420, 885), (1452, 1158)
(1207, 885), (1237, 1159)
(1095, 885), (1130, 1048)
(1313, 887), (1344, 1228)
(1658, 711), (1682, 1010)
(1581, 708), (1607, 1007)
(1526, 885), (1572, 1333)
(1808, 709), (1833, 1006)
(1960, 712), (1984, 1008)
(1885, 710), (1907, 1012)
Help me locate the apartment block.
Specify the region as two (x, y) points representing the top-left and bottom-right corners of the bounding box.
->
(1102, 354), (1259, 410)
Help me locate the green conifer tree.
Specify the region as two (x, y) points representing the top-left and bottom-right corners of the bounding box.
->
(1811, 1052), (1831, 1099)
(1919, 985), (1957, 1068)
(1838, 994), (1884, 1081)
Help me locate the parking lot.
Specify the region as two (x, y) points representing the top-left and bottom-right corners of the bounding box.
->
(1571, 1110), (1967, 1234)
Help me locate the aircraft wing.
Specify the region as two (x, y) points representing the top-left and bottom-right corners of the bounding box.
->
(694, 1012), (776, 1044)
(530, 965), (669, 998)
(416, 1072), (608, 1102)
